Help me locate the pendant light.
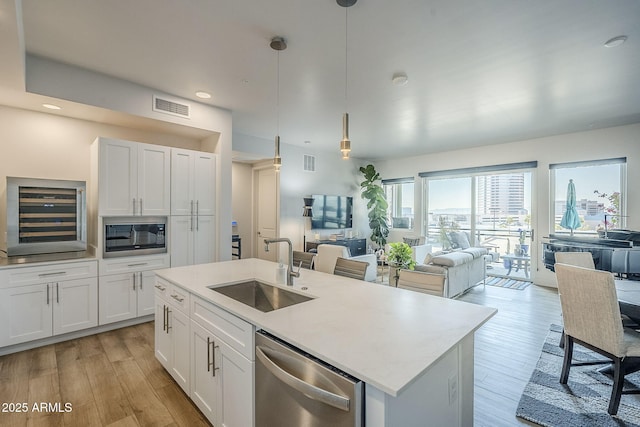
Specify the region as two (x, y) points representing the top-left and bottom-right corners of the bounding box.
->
(338, 0), (357, 159)
(271, 36), (287, 171)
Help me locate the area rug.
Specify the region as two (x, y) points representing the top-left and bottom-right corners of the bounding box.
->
(485, 275), (531, 290)
(516, 324), (640, 426)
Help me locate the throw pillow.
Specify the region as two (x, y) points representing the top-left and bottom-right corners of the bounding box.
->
(423, 252), (433, 265)
(403, 237), (421, 247)
(448, 231), (471, 249)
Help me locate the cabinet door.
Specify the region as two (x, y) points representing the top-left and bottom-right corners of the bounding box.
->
(53, 277), (98, 335)
(0, 283), (52, 346)
(218, 338), (254, 427)
(190, 320), (219, 425)
(194, 215), (215, 265)
(138, 144), (170, 216)
(98, 273), (137, 325)
(171, 307), (191, 394)
(170, 215), (194, 267)
(137, 270), (156, 317)
(99, 138), (137, 216)
(155, 297), (171, 370)
(170, 148), (195, 216)
(194, 152), (216, 216)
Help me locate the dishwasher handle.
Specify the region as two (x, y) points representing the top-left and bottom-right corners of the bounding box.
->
(255, 345), (350, 412)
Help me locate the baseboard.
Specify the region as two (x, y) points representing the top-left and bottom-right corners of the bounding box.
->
(0, 315), (153, 356)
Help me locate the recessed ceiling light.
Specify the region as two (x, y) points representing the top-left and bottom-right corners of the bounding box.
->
(392, 72), (408, 86)
(195, 91), (211, 99)
(304, 140), (311, 144)
(42, 103), (61, 110)
(604, 35), (627, 48)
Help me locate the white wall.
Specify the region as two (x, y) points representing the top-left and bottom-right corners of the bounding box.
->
(0, 104), (220, 255)
(373, 123), (640, 287)
(279, 143), (370, 252)
(232, 162), (254, 258)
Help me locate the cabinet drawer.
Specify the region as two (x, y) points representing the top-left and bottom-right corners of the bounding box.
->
(2, 260), (98, 288)
(191, 295), (254, 360)
(155, 278), (190, 313)
(99, 254), (170, 275)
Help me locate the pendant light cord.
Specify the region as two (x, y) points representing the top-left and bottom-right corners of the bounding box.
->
(277, 49), (280, 136)
(344, 7), (349, 112)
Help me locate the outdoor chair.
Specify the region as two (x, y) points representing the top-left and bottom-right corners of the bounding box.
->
(555, 263), (640, 415)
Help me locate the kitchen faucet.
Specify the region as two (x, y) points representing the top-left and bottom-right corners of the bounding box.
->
(264, 238), (300, 286)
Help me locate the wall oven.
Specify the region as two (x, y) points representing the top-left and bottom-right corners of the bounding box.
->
(103, 216), (167, 258)
(5, 177), (87, 257)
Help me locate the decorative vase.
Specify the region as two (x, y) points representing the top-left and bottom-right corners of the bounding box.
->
(520, 244), (529, 255)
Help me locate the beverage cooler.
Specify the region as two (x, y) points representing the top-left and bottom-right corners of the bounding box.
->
(5, 177), (87, 256)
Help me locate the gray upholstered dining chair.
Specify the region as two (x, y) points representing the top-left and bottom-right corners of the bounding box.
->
(292, 251), (315, 270)
(333, 257), (369, 280)
(555, 263), (640, 415)
(555, 251), (596, 349)
(555, 251), (595, 269)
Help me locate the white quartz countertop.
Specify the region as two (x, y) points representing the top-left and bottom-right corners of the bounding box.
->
(155, 258), (496, 397)
(0, 251), (96, 270)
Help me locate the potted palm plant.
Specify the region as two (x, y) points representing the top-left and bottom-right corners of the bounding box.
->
(387, 242), (416, 287)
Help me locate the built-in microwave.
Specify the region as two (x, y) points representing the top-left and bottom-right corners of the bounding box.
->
(103, 216), (167, 258)
(5, 177), (87, 257)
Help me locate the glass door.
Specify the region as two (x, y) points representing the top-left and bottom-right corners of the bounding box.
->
(424, 169), (534, 282)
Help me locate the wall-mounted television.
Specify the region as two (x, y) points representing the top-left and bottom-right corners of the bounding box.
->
(311, 195), (353, 229)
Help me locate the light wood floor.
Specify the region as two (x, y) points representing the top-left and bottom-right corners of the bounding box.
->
(459, 283), (563, 426)
(0, 322), (209, 427)
(0, 284), (561, 427)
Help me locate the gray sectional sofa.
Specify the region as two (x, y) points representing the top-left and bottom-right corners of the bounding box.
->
(411, 247), (488, 298)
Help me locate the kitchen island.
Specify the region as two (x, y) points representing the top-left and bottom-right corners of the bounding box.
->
(154, 258), (496, 426)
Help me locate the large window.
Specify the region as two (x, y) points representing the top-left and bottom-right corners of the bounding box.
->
(550, 158), (626, 235)
(421, 162), (535, 256)
(382, 178), (414, 229)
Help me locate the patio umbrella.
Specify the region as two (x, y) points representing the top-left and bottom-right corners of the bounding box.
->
(560, 179), (582, 235)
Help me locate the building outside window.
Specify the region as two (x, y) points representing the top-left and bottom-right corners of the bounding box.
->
(550, 157), (626, 234)
(382, 178), (414, 229)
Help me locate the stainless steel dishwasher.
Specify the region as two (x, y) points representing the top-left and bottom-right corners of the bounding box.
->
(255, 331), (364, 427)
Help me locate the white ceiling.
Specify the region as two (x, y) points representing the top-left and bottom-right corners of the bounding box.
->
(2, 0), (640, 159)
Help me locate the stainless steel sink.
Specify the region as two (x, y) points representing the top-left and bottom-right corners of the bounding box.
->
(208, 280), (314, 312)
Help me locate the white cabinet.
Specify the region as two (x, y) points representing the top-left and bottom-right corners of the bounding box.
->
(170, 215), (216, 267)
(154, 278), (191, 394)
(98, 255), (169, 325)
(189, 295), (254, 427)
(171, 148), (216, 216)
(170, 148), (216, 267)
(0, 260), (98, 347)
(95, 137), (170, 216)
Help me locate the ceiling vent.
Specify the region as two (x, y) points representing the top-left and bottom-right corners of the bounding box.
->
(303, 154), (316, 172)
(153, 95), (191, 118)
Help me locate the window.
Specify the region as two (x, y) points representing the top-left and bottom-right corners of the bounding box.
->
(550, 158), (626, 235)
(420, 162), (536, 253)
(382, 178), (414, 229)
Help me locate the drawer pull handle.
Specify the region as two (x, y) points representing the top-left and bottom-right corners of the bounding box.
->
(155, 285), (166, 291)
(127, 263), (148, 267)
(38, 271), (66, 277)
(170, 294), (185, 303)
